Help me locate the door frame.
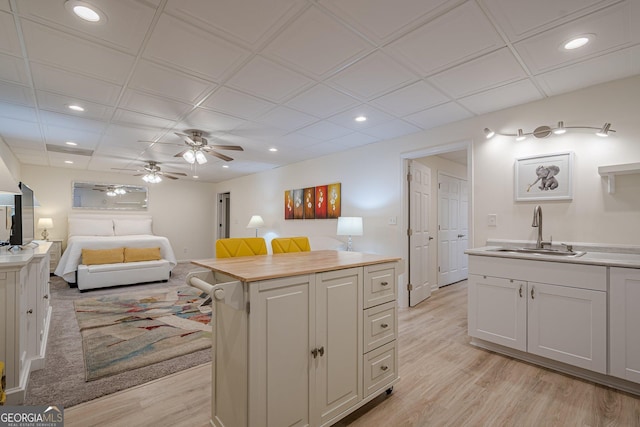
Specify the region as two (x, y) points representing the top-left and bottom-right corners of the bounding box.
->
(399, 139), (474, 308)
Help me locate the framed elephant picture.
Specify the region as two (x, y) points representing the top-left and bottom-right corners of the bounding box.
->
(514, 152), (574, 201)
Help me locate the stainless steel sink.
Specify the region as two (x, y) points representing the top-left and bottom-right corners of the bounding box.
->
(489, 247), (586, 257)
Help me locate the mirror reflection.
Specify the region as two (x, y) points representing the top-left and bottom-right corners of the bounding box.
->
(72, 182), (148, 210)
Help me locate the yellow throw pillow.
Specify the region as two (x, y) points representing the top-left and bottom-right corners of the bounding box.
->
(124, 247), (161, 263)
(82, 247), (125, 265)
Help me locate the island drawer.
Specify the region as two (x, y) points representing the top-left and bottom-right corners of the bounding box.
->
(364, 341), (397, 398)
(364, 263), (397, 308)
(364, 301), (397, 353)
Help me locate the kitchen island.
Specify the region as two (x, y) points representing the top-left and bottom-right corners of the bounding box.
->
(190, 250), (402, 427)
(466, 243), (640, 395)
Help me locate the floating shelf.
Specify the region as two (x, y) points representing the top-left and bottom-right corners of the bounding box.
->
(598, 162), (640, 194)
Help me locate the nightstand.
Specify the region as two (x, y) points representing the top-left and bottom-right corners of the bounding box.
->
(48, 240), (62, 274)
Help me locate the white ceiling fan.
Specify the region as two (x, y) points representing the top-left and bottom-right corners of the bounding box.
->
(112, 161), (187, 183)
(173, 129), (244, 163)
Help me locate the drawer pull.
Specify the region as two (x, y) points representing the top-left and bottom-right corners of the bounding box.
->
(318, 346), (324, 357)
(531, 287), (535, 300)
(380, 365), (389, 371)
(519, 285), (522, 298)
(311, 348), (318, 358)
(44, 294), (49, 300)
(380, 323), (389, 328)
(27, 309), (33, 314)
(380, 281), (389, 286)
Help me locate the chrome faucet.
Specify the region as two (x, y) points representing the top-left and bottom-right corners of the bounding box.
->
(531, 205), (551, 249)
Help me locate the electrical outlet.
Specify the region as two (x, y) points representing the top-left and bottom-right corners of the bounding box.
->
(488, 214), (497, 227)
(388, 216), (397, 225)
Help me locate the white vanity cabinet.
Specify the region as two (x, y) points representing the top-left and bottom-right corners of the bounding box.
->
(468, 256), (607, 373)
(609, 267), (640, 383)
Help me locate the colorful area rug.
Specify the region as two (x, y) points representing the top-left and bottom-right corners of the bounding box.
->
(74, 287), (212, 381)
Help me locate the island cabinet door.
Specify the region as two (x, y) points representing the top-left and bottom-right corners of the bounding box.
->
(467, 274), (527, 352)
(610, 267), (640, 383)
(249, 274), (313, 427)
(527, 282), (606, 374)
(313, 267), (362, 426)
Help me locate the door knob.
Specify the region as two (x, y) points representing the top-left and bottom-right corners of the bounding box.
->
(428, 237), (434, 241)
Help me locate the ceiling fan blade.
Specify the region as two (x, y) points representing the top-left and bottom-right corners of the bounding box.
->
(163, 174), (180, 180)
(174, 132), (196, 145)
(210, 144), (244, 151)
(111, 167), (144, 172)
(165, 171), (188, 176)
(206, 150), (234, 162)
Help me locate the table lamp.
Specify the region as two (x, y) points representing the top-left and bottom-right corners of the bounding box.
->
(38, 217), (53, 240)
(337, 216), (363, 251)
(246, 215), (264, 237)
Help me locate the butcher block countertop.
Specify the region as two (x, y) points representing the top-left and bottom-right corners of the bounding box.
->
(192, 250), (401, 282)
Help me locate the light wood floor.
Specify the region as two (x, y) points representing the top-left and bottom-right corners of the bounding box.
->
(65, 280), (640, 426)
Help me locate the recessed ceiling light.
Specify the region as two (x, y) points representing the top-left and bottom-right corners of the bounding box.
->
(269, 148), (278, 152)
(64, 160), (74, 164)
(562, 34), (594, 50)
(65, 141), (78, 146)
(193, 175), (199, 179)
(222, 165), (229, 169)
(355, 115), (367, 122)
(65, 1), (106, 23)
(68, 104), (85, 112)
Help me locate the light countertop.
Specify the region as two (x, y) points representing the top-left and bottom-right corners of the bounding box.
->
(0, 241), (52, 268)
(466, 245), (640, 269)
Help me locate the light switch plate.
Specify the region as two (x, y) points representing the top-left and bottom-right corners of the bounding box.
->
(488, 214), (497, 226)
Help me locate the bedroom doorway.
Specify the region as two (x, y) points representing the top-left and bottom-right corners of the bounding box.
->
(217, 192), (230, 239)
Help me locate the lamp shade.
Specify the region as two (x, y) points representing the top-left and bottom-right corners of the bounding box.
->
(336, 217), (363, 236)
(38, 218), (53, 229)
(246, 215), (265, 229)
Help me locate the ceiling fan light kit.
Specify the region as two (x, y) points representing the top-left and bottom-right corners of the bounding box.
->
(112, 161), (187, 183)
(484, 122), (614, 140)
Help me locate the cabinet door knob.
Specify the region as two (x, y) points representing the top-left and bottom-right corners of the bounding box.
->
(27, 309), (33, 314)
(531, 287), (535, 300)
(311, 348), (318, 359)
(380, 323), (389, 328)
(519, 285), (523, 298)
(43, 294), (49, 299)
(380, 281), (389, 286)
(318, 346), (325, 357)
(380, 365), (389, 371)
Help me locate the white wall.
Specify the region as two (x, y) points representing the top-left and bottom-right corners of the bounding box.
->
(20, 165), (216, 261)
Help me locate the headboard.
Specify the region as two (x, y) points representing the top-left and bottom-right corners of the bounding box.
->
(67, 214), (153, 238)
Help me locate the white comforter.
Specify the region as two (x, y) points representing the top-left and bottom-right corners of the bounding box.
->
(54, 235), (178, 283)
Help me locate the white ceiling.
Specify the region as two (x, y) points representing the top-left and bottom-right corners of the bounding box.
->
(0, 0), (638, 183)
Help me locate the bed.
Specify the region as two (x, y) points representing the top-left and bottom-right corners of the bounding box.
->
(55, 215), (177, 290)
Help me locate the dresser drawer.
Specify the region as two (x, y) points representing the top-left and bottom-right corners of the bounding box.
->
(364, 263), (397, 309)
(364, 301), (396, 353)
(364, 340), (397, 398)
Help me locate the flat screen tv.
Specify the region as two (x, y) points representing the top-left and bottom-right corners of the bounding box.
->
(10, 182), (35, 246)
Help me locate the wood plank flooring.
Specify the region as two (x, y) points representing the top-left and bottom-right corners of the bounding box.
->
(64, 280), (640, 426)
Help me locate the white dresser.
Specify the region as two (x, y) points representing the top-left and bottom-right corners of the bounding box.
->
(0, 241), (52, 404)
(47, 240), (62, 274)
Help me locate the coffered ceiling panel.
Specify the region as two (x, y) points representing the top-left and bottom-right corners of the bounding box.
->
(21, 20), (135, 84)
(0, 0), (637, 183)
(536, 45), (640, 96)
(30, 63), (122, 106)
(327, 51), (419, 99)
(200, 87), (277, 120)
(128, 60), (213, 105)
(226, 56), (314, 102)
(514, 1), (640, 74)
(371, 81), (449, 117)
(386, 1), (504, 76)
(286, 84), (360, 118)
(263, 6), (373, 78)
(143, 13), (251, 82)
(0, 10), (22, 56)
(318, 0), (457, 44)
(16, 0), (156, 54)
(0, 53), (28, 85)
(164, 0), (305, 48)
(0, 82), (33, 106)
(457, 79), (543, 115)
(429, 48), (527, 98)
(480, 0), (618, 41)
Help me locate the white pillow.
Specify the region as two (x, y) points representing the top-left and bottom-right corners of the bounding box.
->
(114, 218), (153, 236)
(68, 219), (114, 237)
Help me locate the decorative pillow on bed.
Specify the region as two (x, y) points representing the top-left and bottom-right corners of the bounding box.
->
(69, 219), (115, 237)
(82, 247), (125, 265)
(124, 247), (161, 263)
(114, 218), (153, 236)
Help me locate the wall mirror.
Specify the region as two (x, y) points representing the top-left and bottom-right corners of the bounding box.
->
(72, 182), (148, 210)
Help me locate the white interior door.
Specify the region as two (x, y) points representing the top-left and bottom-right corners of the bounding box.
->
(408, 160), (431, 307)
(438, 174), (468, 287)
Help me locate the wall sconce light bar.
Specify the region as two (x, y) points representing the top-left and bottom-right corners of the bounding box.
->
(484, 122), (615, 140)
